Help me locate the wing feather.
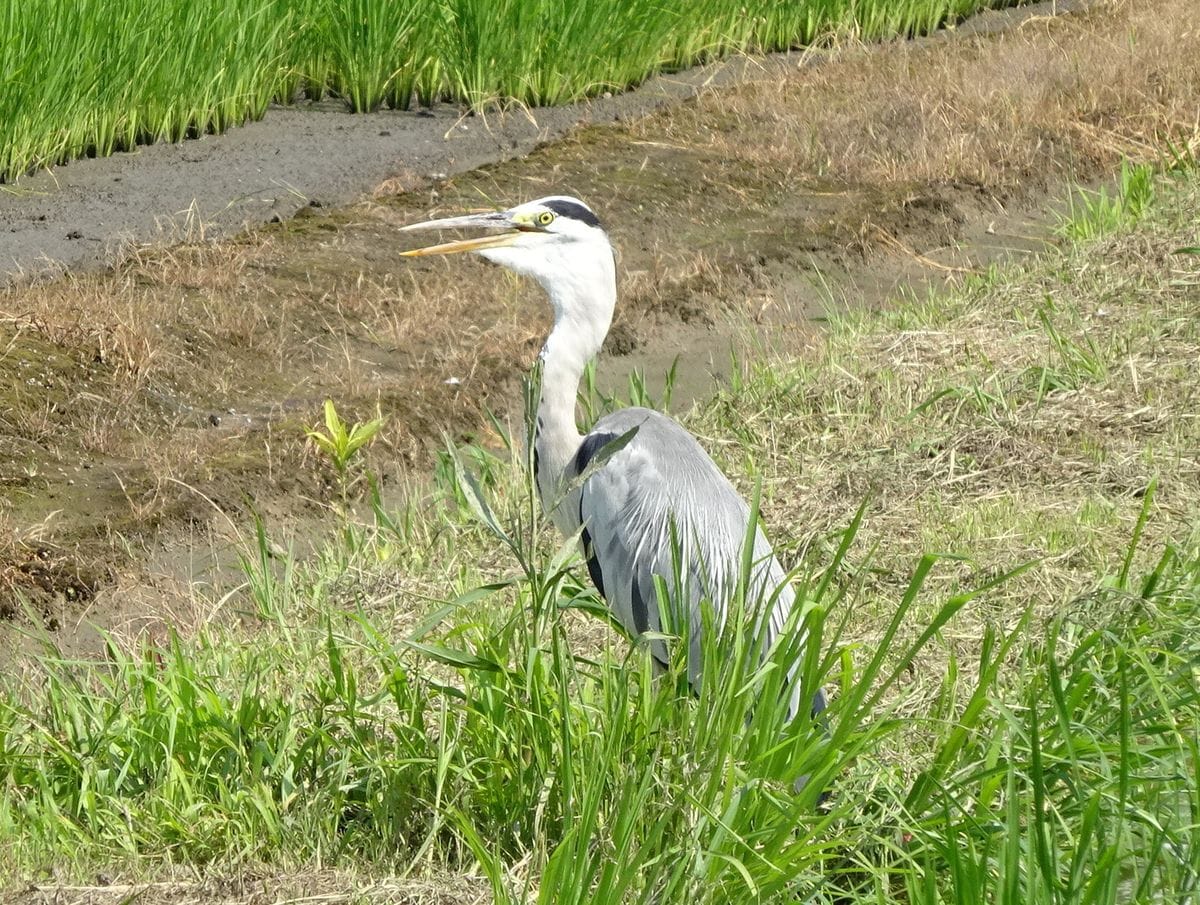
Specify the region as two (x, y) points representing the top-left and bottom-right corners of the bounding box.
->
(574, 407), (806, 708)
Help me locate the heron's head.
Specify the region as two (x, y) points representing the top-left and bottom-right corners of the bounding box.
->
(401, 196), (616, 327)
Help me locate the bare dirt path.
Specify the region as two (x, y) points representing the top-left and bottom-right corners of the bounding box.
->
(2, 0), (1196, 657)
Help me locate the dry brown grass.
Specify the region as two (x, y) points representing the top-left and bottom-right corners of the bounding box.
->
(14, 869), (492, 905)
(650, 0), (1200, 191)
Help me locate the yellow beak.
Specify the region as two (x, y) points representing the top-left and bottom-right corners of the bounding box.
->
(400, 231), (522, 257)
(400, 210), (526, 257)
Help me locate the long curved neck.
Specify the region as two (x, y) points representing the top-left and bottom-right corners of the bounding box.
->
(536, 319), (595, 474)
(532, 251), (616, 528)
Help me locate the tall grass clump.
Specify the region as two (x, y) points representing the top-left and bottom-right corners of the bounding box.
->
(313, 0), (434, 111)
(1, 0), (1026, 181)
(1059, 160), (1158, 240)
(898, 513), (1200, 903)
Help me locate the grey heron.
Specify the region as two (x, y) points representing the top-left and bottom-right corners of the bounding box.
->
(401, 195), (826, 725)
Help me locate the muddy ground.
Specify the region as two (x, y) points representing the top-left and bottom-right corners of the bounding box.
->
(1, 0), (1196, 659)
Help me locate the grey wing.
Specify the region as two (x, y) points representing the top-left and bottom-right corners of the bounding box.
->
(574, 407), (800, 704)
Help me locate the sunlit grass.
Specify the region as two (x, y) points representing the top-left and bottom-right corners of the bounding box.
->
(1059, 159), (1158, 241)
(0, 0), (1024, 181)
(0, 435), (1195, 902)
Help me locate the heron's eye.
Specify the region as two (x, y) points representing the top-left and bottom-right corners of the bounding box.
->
(537, 211), (556, 227)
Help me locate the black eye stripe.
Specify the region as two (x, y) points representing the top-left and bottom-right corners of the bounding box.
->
(542, 199), (603, 229)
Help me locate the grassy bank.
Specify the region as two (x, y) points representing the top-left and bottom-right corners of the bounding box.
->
(0, 0), (1023, 182)
(1, 160), (1197, 901)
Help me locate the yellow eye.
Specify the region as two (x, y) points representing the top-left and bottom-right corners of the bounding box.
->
(537, 211), (556, 226)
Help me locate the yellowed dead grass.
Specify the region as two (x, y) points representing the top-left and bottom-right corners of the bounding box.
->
(15, 869), (492, 905)
(649, 0), (1200, 189)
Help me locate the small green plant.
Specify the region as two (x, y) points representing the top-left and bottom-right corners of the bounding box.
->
(306, 398), (384, 502)
(1026, 301), (1107, 407)
(1059, 160), (1157, 240)
(238, 516), (296, 623)
(434, 438), (506, 518)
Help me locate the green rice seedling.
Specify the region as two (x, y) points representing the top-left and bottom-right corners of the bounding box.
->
(317, 0), (421, 111)
(0, 0), (293, 180)
(274, 0), (324, 102)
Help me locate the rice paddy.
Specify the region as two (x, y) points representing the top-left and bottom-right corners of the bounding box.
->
(0, 0), (1023, 182)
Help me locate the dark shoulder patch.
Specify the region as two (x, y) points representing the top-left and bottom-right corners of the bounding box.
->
(576, 432), (615, 599)
(544, 198), (603, 229)
(572, 430), (620, 479)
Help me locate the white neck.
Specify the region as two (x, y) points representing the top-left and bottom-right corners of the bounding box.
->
(479, 233), (617, 531)
(527, 249), (617, 531)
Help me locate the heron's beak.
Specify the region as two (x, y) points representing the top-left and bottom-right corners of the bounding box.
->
(400, 210), (524, 257)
